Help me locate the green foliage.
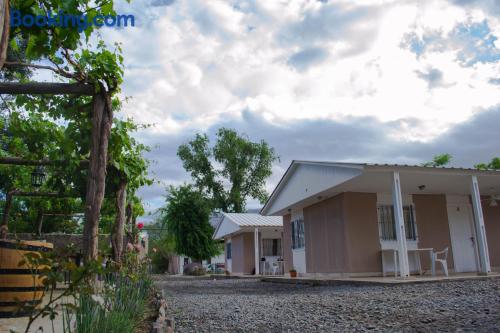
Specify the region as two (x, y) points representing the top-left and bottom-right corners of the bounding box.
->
(422, 153), (452, 167)
(163, 185), (219, 261)
(475, 157), (500, 170)
(16, 242), (152, 333)
(178, 128), (279, 212)
(147, 222), (176, 274)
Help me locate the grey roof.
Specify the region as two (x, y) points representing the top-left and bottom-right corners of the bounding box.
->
(223, 213), (282, 227)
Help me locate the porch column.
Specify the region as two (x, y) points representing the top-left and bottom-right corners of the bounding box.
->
(470, 175), (491, 274)
(254, 227), (260, 275)
(392, 171), (410, 277)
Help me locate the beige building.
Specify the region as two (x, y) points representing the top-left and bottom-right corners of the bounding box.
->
(213, 213), (283, 275)
(261, 161), (500, 278)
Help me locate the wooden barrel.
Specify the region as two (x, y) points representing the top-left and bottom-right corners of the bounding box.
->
(0, 239), (53, 318)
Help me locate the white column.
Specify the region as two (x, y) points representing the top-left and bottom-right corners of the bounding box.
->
(392, 172), (410, 277)
(254, 227), (260, 275)
(470, 175), (491, 274)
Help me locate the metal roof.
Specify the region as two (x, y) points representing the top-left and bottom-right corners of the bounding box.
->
(222, 213), (282, 227)
(261, 160), (500, 215)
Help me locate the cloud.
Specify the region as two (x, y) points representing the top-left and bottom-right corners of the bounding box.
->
(402, 20), (500, 67)
(287, 47), (329, 71)
(415, 67), (454, 89)
(93, 0), (500, 216)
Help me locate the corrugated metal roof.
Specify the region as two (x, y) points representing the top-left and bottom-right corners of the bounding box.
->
(292, 160), (500, 173)
(223, 213), (282, 227)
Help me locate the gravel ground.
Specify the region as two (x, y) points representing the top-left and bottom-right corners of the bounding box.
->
(155, 277), (500, 333)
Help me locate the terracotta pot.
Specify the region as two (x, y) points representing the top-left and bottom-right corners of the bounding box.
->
(289, 271), (297, 278)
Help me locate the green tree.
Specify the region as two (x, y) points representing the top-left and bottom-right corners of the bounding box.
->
(178, 128), (279, 212)
(475, 157), (500, 170)
(422, 153), (452, 167)
(163, 185), (219, 262)
(1, 0), (152, 260)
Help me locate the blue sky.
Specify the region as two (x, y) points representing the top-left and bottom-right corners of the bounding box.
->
(93, 0), (500, 219)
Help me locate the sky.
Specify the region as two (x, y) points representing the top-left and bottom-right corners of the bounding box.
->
(99, 0), (500, 219)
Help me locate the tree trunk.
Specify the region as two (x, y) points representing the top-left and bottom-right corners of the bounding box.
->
(111, 179), (127, 263)
(82, 89), (113, 262)
(1, 190), (13, 239)
(0, 0), (9, 69)
(36, 209), (44, 237)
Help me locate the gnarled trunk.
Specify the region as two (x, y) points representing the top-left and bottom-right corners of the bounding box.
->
(0, 0), (10, 69)
(111, 179), (127, 263)
(82, 89), (113, 262)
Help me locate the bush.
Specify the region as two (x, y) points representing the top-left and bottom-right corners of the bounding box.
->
(183, 262), (206, 276)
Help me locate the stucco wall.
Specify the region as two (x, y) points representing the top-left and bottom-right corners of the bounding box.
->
(343, 192), (381, 273)
(413, 194), (454, 269)
(304, 194), (348, 273)
(229, 232), (255, 274)
(282, 214), (293, 272)
(483, 201), (500, 268)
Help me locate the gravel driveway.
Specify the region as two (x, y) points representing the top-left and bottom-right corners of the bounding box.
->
(156, 277), (500, 332)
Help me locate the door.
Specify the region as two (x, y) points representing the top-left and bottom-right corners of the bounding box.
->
(447, 203), (478, 272)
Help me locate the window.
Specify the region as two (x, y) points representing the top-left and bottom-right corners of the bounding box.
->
(377, 205), (417, 241)
(226, 242), (232, 259)
(262, 239), (282, 256)
(291, 218), (305, 249)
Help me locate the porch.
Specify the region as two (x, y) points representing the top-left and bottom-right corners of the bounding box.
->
(261, 271), (500, 286)
(261, 161), (500, 278)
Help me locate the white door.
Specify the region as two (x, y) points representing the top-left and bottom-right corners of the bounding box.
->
(447, 203), (478, 272)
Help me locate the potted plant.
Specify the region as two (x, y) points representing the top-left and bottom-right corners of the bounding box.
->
(289, 268), (297, 278)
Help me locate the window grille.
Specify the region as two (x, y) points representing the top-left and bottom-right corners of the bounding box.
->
(377, 205), (417, 241)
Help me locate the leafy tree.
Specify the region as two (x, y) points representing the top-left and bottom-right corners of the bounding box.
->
(1, 0), (152, 261)
(178, 128), (279, 212)
(422, 153), (452, 167)
(163, 185), (219, 262)
(475, 157), (500, 170)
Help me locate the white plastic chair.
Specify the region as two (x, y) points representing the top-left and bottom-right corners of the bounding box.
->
(432, 247), (449, 277)
(271, 262), (280, 275)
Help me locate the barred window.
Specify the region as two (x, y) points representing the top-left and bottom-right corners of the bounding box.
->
(291, 218), (305, 249)
(262, 239), (282, 256)
(226, 242), (232, 259)
(377, 205), (417, 241)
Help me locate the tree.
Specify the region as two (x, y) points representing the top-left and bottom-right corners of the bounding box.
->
(163, 185), (219, 262)
(475, 157), (500, 170)
(178, 128), (279, 212)
(1, 0), (147, 261)
(422, 153), (452, 167)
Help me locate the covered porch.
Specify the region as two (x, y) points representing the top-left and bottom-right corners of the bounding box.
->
(332, 165), (499, 278)
(261, 161), (500, 278)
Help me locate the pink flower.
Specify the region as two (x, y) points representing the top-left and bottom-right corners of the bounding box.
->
(137, 222), (144, 230)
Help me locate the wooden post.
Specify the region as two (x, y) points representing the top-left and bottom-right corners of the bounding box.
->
(112, 179), (127, 263)
(0, 190), (14, 239)
(36, 209), (44, 237)
(82, 89), (113, 262)
(0, 0), (9, 69)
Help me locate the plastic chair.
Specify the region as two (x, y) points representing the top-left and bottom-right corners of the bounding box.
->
(271, 262), (280, 275)
(432, 247), (449, 277)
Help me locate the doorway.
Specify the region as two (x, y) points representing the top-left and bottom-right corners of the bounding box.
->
(447, 198), (478, 273)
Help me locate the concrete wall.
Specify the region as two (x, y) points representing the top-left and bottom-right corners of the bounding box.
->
(483, 201), (500, 268)
(303, 194), (348, 273)
(413, 194), (454, 270)
(282, 214), (293, 272)
(344, 192), (381, 273)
